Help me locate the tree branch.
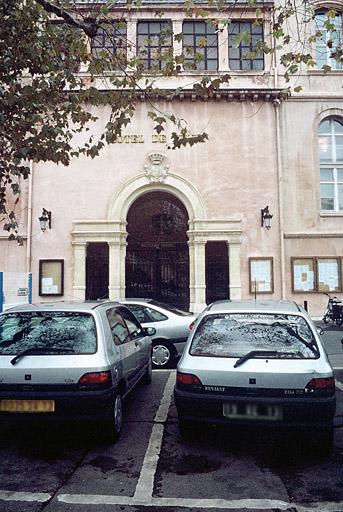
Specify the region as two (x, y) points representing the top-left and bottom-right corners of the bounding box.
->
(34, 0), (98, 37)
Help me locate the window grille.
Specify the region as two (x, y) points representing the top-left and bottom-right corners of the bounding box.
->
(228, 21), (264, 71)
(137, 21), (173, 71)
(183, 21), (218, 71)
(319, 118), (343, 212)
(91, 22), (127, 70)
(315, 11), (342, 70)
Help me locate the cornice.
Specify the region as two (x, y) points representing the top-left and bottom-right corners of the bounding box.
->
(130, 88), (288, 103)
(284, 232), (343, 239)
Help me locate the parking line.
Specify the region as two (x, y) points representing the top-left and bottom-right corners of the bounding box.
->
(57, 494), (343, 511)
(335, 379), (343, 391)
(132, 371), (175, 502)
(0, 491), (50, 502)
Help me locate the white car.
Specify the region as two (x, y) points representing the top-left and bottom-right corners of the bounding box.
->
(119, 299), (197, 368)
(175, 299), (336, 452)
(0, 301), (155, 442)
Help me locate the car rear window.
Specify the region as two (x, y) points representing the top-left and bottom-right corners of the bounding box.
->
(0, 311), (97, 355)
(190, 313), (319, 359)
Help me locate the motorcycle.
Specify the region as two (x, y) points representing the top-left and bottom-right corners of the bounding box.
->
(323, 294), (343, 326)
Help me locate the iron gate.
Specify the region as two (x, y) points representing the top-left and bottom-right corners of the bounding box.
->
(126, 243), (189, 310)
(125, 191), (190, 310)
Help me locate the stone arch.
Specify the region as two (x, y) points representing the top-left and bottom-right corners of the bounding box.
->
(107, 172), (206, 224)
(314, 108), (343, 131)
(73, 171), (241, 312)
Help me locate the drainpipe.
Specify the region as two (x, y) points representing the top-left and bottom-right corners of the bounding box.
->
(26, 160), (33, 274)
(274, 101), (286, 299)
(271, 9), (286, 299)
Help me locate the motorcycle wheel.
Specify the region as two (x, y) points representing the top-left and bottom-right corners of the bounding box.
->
(335, 316), (343, 326)
(323, 312), (331, 324)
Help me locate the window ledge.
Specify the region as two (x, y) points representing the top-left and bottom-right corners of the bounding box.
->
(320, 211), (343, 217)
(308, 69), (343, 75)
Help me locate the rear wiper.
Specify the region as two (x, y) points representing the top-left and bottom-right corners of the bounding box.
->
(234, 350), (283, 368)
(11, 347), (74, 366)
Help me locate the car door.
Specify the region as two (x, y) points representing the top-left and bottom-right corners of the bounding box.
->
(106, 308), (138, 385)
(119, 307), (151, 374)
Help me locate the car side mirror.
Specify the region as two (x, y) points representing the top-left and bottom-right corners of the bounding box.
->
(143, 326), (156, 337)
(316, 326), (324, 336)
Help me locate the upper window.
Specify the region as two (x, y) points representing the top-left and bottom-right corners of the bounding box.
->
(228, 21), (264, 71)
(183, 21), (218, 71)
(91, 22), (127, 70)
(137, 21), (173, 71)
(319, 118), (343, 211)
(315, 11), (342, 70)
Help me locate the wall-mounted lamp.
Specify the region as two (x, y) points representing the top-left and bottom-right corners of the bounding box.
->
(39, 208), (51, 232)
(261, 205), (273, 230)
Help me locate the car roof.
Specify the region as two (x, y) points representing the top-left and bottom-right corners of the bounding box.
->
(2, 301), (121, 314)
(119, 298), (153, 303)
(205, 299), (303, 315)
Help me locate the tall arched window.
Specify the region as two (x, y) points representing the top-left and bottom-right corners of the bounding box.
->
(319, 118), (343, 211)
(315, 11), (342, 70)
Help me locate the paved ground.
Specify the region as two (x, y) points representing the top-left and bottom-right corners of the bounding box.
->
(0, 325), (342, 512)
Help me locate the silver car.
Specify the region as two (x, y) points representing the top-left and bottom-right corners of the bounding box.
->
(175, 299), (336, 451)
(119, 299), (197, 368)
(0, 301), (154, 442)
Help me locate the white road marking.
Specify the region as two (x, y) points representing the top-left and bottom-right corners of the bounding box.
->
(133, 371), (175, 501)
(335, 379), (343, 391)
(0, 491), (50, 502)
(57, 494), (343, 511)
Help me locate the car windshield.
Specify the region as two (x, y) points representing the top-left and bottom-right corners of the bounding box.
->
(0, 311), (97, 355)
(149, 300), (193, 316)
(190, 313), (319, 359)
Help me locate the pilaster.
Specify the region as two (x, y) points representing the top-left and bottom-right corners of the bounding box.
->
(72, 242), (87, 300)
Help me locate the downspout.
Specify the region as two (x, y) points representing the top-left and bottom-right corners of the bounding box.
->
(271, 7), (286, 300)
(26, 160), (33, 274)
(274, 101), (286, 299)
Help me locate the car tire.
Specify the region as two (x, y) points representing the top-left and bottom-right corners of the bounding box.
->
(151, 340), (176, 369)
(142, 357), (153, 384)
(102, 393), (123, 444)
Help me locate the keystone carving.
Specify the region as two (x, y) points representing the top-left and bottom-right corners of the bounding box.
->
(144, 153), (169, 183)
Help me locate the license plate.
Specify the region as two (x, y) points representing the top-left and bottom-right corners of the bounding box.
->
(0, 400), (55, 413)
(223, 402), (282, 421)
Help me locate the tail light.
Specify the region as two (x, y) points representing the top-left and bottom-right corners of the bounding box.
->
(79, 371), (112, 388)
(305, 377), (335, 396)
(188, 321), (195, 331)
(176, 372), (202, 390)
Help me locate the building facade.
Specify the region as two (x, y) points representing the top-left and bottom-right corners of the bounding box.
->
(1, 0), (342, 316)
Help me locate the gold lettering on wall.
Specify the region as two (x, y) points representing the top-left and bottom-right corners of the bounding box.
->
(114, 135), (145, 143)
(152, 134), (167, 143)
(112, 134), (167, 143)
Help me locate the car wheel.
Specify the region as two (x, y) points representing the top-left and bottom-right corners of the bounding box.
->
(151, 341), (176, 369)
(142, 357), (153, 384)
(102, 393), (123, 444)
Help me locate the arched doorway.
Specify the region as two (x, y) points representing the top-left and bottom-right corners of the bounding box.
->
(125, 191), (190, 310)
